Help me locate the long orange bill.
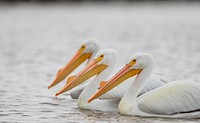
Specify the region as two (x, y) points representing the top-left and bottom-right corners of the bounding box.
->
(88, 64), (142, 103)
(55, 60), (108, 96)
(48, 51), (92, 89)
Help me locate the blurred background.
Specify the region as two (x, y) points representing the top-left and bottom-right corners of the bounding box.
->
(1, 0), (200, 122)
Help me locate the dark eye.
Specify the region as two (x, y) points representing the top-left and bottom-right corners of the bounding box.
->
(133, 59), (136, 62)
(81, 45), (85, 49)
(100, 55), (104, 58)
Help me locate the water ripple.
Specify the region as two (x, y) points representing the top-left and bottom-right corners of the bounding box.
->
(39, 102), (59, 106)
(0, 114), (9, 117)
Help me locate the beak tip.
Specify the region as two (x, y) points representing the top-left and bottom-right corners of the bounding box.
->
(55, 90), (63, 96)
(87, 98), (93, 103)
(48, 83), (54, 89)
(55, 93), (59, 96)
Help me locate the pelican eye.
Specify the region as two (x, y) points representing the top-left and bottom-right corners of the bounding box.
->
(81, 45), (86, 49)
(100, 55), (104, 58)
(95, 54), (104, 62)
(128, 59), (136, 66)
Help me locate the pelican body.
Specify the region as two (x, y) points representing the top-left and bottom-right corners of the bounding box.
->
(89, 53), (200, 118)
(56, 49), (120, 111)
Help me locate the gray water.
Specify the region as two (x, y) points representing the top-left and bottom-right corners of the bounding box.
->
(1, 2), (200, 122)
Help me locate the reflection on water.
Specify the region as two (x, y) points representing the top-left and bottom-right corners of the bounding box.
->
(0, 2), (200, 122)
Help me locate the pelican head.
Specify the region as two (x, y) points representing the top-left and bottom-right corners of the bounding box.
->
(129, 53), (154, 70)
(88, 53), (154, 103)
(55, 49), (117, 96)
(48, 41), (99, 89)
(82, 40), (100, 61)
(94, 49), (117, 67)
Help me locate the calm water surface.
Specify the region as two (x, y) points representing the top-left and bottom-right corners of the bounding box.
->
(1, 3), (200, 122)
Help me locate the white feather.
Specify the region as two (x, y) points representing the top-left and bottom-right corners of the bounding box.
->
(137, 81), (200, 115)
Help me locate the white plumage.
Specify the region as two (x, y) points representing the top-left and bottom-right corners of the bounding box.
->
(137, 81), (200, 116)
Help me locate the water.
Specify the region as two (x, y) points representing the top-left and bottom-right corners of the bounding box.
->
(1, 2), (200, 122)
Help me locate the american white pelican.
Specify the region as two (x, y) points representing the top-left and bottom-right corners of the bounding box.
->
(88, 53), (200, 118)
(55, 50), (166, 112)
(48, 41), (99, 89)
(56, 49), (120, 111)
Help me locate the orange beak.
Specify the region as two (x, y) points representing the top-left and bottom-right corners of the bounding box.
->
(55, 59), (108, 96)
(48, 50), (92, 89)
(88, 62), (142, 103)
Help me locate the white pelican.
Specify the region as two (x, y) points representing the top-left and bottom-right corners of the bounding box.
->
(48, 41), (99, 89)
(88, 53), (200, 118)
(55, 50), (166, 112)
(56, 49), (120, 111)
